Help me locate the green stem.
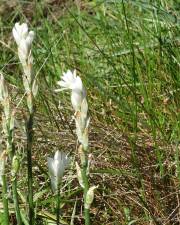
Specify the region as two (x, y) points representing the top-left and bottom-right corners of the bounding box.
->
(8, 133), (22, 225)
(56, 184), (61, 225)
(84, 208), (90, 225)
(26, 113), (35, 225)
(12, 178), (22, 225)
(2, 174), (10, 225)
(81, 157), (90, 225)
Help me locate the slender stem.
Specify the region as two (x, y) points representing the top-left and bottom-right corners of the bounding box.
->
(56, 184), (61, 225)
(81, 156), (90, 225)
(84, 208), (90, 225)
(26, 112), (34, 225)
(2, 174), (10, 225)
(8, 132), (22, 225)
(12, 178), (22, 224)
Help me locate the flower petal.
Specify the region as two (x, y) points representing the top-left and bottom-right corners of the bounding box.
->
(21, 23), (28, 39)
(12, 26), (21, 45)
(47, 157), (54, 177)
(25, 31), (35, 49)
(71, 90), (83, 111)
(57, 80), (69, 88)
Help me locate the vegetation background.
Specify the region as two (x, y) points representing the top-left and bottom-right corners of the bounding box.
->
(0, 0), (179, 224)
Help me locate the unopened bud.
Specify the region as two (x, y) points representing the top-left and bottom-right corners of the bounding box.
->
(10, 111), (15, 131)
(78, 145), (86, 165)
(81, 98), (88, 119)
(32, 79), (38, 97)
(82, 128), (88, 151)
(86, 154), (93, 175)
(75, 162), (84, 188)
(2, 114), (8, 135)
(27, 92), (33, 113)
(0, 74), (8, 101)
(3, 98), (10, 119)
(85, 186), (97, 209)
(75, 112), (83, 143)
(22, 75), (30, 93)
(0, 151), (5, 186)
(12, 155), (20, 177)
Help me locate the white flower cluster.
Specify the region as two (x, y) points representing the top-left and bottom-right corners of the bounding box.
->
(47, 151), (69, 192)
(12, 23), (38, 112)
(57, 70), (90, 150)
(57, 70), (97, 209)
(12, 23), (35, 65)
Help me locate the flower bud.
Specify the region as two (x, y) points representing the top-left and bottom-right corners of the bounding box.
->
(0, 151), (5, 186)
(75, 162), (84, 188)
(47, 151), (69, 192)
(27, 92), (33, 113)
(3, 98), (10, 120)
(22, 75), (30, 93)
(78, 145), (86, 165)
(2, 114), (8, 135)
(85, 186), (97, 209)
(82, 128), (89, 151)
(75, 115), (83, 143)
(81, 98), (88, 119)
(12, 155), (20, 177)
(32, 79), (38, 97)
(0, 74), (8, 101)
(9, 111), (15, 131)
(12, 22), (35, 63)
(86, 154), (93, 176)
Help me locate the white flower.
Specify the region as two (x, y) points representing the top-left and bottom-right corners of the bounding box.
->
(12, 22), (35, 63)
(12, 23), (28, 46)
(47, 151), (69, 192)
(57, 70), (86, 111)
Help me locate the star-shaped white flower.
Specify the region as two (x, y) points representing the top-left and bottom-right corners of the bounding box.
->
(56, 70), (86, 111)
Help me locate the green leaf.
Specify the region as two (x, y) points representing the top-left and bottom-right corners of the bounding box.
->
(20, 210), (29, 225)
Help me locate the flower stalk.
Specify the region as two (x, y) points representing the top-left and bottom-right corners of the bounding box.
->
(12, 22), (38, 225)
(0, 150), (10, 225)
(0, 74), (22, 224)
(56, 184), (61, 225)
(26, 113), (34, 224)
(2, 174), (10, 225)
(81, 161), (90, 225)
(57, 70), (96, 225)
